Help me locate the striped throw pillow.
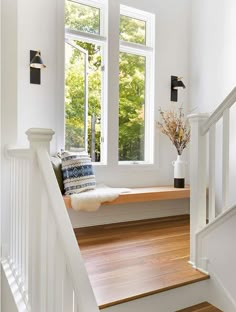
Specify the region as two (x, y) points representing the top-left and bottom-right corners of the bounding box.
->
(61, 151), (96, 195)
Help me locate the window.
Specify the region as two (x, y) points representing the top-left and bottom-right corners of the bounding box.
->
(119, 6), (155, 163)
(64, 1), (155, 165)
(65, 0), (105, 162)
(120, 15), (146, 45)
(65, 1), (100, 34)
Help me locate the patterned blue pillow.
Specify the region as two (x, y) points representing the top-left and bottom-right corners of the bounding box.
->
(61, 151), (96, 195)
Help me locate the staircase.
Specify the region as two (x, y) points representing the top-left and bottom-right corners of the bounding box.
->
(74, 215), (208, 309)
(2, 87), (236, 311)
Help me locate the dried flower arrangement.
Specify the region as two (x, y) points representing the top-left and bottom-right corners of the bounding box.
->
(158, 107), (190, 155)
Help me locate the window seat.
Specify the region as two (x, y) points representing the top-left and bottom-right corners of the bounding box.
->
(63, 185), (190, 209)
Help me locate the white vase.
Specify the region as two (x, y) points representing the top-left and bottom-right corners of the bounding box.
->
(172, 155), (185, 188)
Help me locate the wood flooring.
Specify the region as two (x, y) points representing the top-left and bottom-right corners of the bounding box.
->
(74, 215), (209, 309)
(176, 302), (223, 311)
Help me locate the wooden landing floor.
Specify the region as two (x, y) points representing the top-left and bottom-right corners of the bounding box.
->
(75, 215), (209, 309)
(176, 301), (223, 311)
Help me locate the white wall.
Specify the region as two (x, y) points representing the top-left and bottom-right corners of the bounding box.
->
(190, 0), (236, 210)
(1, 0), (63, 153)
(16, 0), (62, 153)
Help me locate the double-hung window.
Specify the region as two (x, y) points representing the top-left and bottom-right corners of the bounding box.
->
(64, 1), (155, 165)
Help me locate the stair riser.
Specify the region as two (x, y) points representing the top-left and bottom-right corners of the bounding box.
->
(102, 280), (209, 312)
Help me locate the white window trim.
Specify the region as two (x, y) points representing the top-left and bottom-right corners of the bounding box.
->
(65, 29), (106, 44)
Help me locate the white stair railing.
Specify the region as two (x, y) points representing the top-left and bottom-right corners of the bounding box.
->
(188, 86), (236, 267)
(2, 128), (99, 312)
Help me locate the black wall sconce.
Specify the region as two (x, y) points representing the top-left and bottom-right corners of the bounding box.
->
(171, 76), (186, 102)
(30, 50), (46, 84)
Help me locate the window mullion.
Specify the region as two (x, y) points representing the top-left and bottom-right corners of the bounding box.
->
(106, 0), (120, 167)
(120, 40), (153, 54)
(65, 28), (106, 44)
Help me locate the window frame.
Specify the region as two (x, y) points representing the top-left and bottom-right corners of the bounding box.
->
(64, 0), (107, 164)
(119, 5), (155, 165)
(63, 1), (156, 167)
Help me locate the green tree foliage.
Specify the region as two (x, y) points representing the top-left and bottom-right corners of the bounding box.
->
(120, 15), (146, 45)
(65, 1), (146, 161)
(65, 1), (100, 34)
(119, 52), (145, 161)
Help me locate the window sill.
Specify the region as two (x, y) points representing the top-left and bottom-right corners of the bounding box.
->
(92, 162), (157, 171)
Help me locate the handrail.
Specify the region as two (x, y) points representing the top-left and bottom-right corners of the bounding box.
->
(196, 203), (236, 238)
(201, 86), (236, 135)
(36, 148), (99, 312)
(6, 146), (32, 159)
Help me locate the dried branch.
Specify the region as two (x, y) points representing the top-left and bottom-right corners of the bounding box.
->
(158, 107), (190, 155)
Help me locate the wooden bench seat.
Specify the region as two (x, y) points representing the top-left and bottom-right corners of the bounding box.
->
(63, 186), (190, 209)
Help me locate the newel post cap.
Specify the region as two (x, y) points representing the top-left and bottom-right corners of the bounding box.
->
(26, 128), (55, 151)
(26, 128), (55, 142)
(187, 113), (209, 124)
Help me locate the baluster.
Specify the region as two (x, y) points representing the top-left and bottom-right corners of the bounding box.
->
(21, 160), (26, 287)
(40, 187), (49, 311)
(222, 108), (230, 210)
(18, 159), (23, 283)
(12, 158), (17, 272)
(208, 125), (216, 222)
(27, 157), (40, 311)
(14, 158), (18, 271)
(74, 294), (79, 312)
(10, 158), (14, 263)
(54, 239), (65, 312)
(63, 267), (74, 311)
(24, 159), (30, 305)
(47, 212), (56, 311)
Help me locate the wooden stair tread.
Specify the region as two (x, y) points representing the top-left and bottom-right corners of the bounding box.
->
(64, 185), (190, 208)
(176, 301), (223, 311)
(74, 215), (209, 309)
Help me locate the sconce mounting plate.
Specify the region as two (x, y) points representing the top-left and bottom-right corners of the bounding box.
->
(30, 50), (41, 85)
(171, 75), (178, 102)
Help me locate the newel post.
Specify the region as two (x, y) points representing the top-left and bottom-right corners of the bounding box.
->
(25, 128), (55, 311)
(188, 114), (209, 267)
(26, 128), (55, 152)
